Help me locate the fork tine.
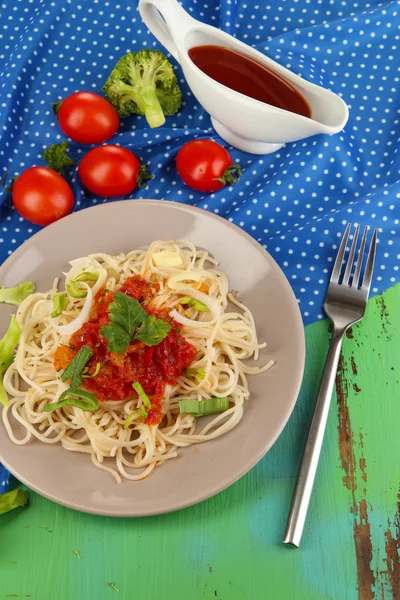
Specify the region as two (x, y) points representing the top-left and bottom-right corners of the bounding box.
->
(361, 228), (378, 295)
(330, 223), (351, 283)
(352, 226), (368, 288)
(342, 224), (360, 286)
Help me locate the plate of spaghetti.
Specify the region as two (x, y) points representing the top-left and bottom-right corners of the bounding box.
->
(0, 200), (304, 516)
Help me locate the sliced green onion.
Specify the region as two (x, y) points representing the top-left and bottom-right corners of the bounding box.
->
(51, 292), (68, 318)
(179, 296), (208, 312)
(43, 388), (99, 413)
(61, 345), (93, 388)
(186, 367), (206, 381)
(82, 362), (101, 379)
(66, 280), (87, 298)
(124, 407), (148, 429)
(74, 271), (99, 283)
(179, 397), (229, 417)
(132, 381), (151, 409)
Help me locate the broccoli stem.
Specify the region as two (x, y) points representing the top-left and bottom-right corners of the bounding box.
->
(117, 81), (165, 128)
(140, 85), (166, 128)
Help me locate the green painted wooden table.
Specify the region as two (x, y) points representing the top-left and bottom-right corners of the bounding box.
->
(1, 285), (399, 600)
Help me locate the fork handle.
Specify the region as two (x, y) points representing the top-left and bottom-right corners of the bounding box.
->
(283, 329), (346, 547)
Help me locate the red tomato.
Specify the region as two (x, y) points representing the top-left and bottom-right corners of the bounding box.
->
(56, 91), (119, 145)
(176, 140), (242, 192)
(78, 145), (150, 198)
(12, 167), (74, 226)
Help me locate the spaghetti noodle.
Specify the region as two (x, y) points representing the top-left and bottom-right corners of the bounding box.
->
(2, 241), (273, 482)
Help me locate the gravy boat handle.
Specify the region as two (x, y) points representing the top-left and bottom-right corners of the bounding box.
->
(139, 0), (195, 62)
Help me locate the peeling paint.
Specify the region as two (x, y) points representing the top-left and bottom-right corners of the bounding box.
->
(336, 355), (357, 499)
(359, 458), (367, 483)
(382, 500), (400, 600)
(376, 296), (391, 340)
(351, 356), (358, 375)
(353, 500), (375, 600)
(336, 354), (376, 599)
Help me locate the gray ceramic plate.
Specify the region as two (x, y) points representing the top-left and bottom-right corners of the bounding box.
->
(0, 200), (304, 516)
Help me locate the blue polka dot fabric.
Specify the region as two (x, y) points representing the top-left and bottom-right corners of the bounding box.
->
(0, 0), (399, 493)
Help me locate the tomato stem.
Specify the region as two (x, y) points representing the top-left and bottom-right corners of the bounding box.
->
(2, 170), (17, 193)
(136, 160), (154, 189)
(213, 164), (242, 186)
(51, 100), (63, 116)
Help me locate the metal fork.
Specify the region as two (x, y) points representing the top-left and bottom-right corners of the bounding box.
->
(283, 223), (378, 548)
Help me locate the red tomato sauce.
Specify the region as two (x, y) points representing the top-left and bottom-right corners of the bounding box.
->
(54, 276), (197, 425)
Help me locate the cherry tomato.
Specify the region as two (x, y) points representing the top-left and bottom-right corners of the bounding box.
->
(55, 91), (119, 145)
(176, 140), (242, 193)
(12, 167), (74, 226)
(78, 145), (152, 198)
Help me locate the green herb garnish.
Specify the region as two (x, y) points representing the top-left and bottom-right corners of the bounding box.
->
(124, 407), (148, 429)
(82, 362), (101, 379)
(186, 367), (206, 381)
(179, 296), (208, 312)
(123, 383), (152, 428)
(66, 280), (88, 299)
(100, 292), (170, 354)
(0, 488), (28, 515)
(43, 388), (99, 413)
(179, 397), (229, 417)
(61, 346), (93, 388)
(132, 381), (151, 409)
(109, 292), (147, 334)
(74, 272), (99, 283)
(135, 315), (171, 347)
(0, 282), (35, 306)
(50, 293), (68, 318)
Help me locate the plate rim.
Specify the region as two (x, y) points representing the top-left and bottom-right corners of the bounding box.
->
(0, 199), (305, 516)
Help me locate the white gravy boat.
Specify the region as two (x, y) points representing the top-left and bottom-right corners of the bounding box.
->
(139, 0), (349, 154)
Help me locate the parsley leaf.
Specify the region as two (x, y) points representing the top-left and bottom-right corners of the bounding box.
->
(109, 293), (147, 336)
(100, 292), (171, 354)
(61, 345), (93, 388)
(135, 315), (171, 346)
(100, 323), (131, 354)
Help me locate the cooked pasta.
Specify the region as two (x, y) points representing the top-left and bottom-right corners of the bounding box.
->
(2, 240), (273, 482)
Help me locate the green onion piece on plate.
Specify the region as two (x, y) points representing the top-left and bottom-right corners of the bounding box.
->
(61, 346), (93, 388)
(124, 407), (148, 429)
(186, 367), (206, 381)
(43, 388), (99, 413)
(50, 292), (68, 318)
(179, 296), (208, 312)
(132, 381), (152, 409)
(74, 271), (99, 283)
(82, 362), (101, 379)
(66, 280), (88, 298)
(179, 397), (229, 417)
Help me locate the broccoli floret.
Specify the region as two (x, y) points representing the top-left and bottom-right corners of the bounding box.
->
(102, 50), (182, 129)
(42, 142), (76, 175)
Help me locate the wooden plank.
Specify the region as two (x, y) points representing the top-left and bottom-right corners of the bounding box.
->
(0, 286), (399, 600)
